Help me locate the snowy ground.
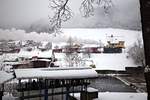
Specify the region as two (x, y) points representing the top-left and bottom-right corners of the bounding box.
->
(96, 92), (147, 100)
(71, 92), (147, 100)
(54, 52), (138, 71)
(92, 53), (138, 71)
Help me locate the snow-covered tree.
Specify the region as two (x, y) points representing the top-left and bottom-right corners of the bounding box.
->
(127, 39), (145, 66)
(83, 48), (92, 58)
(64, 37), (82, 67)
(45, 42), (52, 50)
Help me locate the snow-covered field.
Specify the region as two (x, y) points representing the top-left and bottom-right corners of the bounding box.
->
(92, 53), (138, 70)
(54, 53), (138, 71)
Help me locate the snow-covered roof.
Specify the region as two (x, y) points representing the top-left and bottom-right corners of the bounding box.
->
(0, 71), (14, 84)
(82, 44), (100, 48)
(14, 67), (98, 79)
(3, 61), (20, 65)
(87, 87), (99, 92)
(18, 49), (52, 58)
(0, 53), (19, 61)
(31, 59), (51, 62)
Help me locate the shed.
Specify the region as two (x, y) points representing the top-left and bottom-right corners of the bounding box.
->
(14, 67), (98, 100)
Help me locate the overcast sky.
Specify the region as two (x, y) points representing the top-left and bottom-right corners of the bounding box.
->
(0, 0), (142, 32)
(0, 0), (49, 27)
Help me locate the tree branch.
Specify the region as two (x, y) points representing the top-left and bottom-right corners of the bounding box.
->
(49, 0), (113, 34)
(49, 0), (72, 34)
(80, 0), (113, 17)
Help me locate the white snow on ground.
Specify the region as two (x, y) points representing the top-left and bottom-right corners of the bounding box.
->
(92, 53), (138, 71)
(95, 92), (147, 100)
(72, 93), (147, 100)
(53, 53), (138, 71)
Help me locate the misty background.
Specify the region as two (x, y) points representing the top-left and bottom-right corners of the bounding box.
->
(0, 0), (142, 33)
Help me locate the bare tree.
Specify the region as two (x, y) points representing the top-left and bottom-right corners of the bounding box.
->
(49, 0), (113, 33)
(82, 48), (91, 58)
(64, 37), (74, 66)
(127, 39), (145, 66)
(65, 52), (83, 67)
(49, 0), (73, 33)
(0, 54), (7, 71)
(80, 0), (113, 17)
(64, 37), (82, 67)
(45, 42), (52, 50)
